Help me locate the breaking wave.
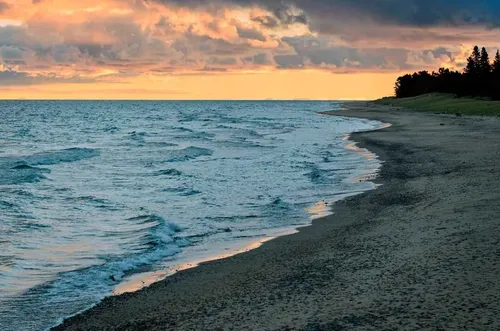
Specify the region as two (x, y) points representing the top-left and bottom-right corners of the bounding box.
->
(165, 146), (213, 162)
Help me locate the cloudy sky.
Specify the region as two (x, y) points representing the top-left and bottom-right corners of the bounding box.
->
(0, 0), (499, 99)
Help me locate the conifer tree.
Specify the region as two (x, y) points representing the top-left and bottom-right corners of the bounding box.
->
(393, 45), (500, 100)
(493, 50), (500, 76)
(480, 47), (491, 75)
(492, 50), (500, 99)
(465, 46), (481, 76)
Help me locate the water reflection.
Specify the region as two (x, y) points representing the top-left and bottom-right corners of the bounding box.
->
(305, 201), (331, 220)
(113, 237), (275, 295)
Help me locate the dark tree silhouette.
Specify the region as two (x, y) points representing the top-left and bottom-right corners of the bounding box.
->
(492, 50), (500, 99)
(479, 47), (492, 96)
(480, 47), (491, 75)
(394, 46), (500, 100)
(493, 50), (500, 76)
(465, 46), (481, 76)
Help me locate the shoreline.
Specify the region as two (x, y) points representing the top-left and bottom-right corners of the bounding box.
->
(49, 109), (386, 330)
(94, 116), (385, 296)
(111, 120), (384, 296)
(54, 102), (500, 330)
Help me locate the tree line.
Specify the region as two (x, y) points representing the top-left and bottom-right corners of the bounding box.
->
(395, 46), (500, 100)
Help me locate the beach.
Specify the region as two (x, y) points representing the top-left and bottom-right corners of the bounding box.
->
(53, 102), (500, 330)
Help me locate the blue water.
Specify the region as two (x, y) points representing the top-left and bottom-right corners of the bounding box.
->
(0, 101), (382, 330)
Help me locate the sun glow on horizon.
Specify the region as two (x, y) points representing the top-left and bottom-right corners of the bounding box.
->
(0, 70), (397, 100)
(0, 0), (498, 99)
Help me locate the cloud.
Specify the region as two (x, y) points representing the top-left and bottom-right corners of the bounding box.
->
(243, 52), (271, 65)
(0, 45), (25, 60)
(0, 1), (10, 12)
(0, 69), (93, 85)
(236, 27), (266, 42)
(157, 0), (500, 28)
(0, 0), (498, 89)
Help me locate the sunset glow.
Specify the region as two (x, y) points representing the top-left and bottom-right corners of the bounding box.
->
(1, 0), (499, 99)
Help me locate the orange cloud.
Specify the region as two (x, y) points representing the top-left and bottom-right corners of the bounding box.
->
(0, 0), (498, 99)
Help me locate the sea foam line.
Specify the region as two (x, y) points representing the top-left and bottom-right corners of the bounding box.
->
(49, 118), (390, 331)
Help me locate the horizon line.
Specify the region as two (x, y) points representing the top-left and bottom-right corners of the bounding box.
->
(0, 98), (376, 102)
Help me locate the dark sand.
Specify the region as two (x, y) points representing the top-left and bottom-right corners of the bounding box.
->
(54, 103), (500, 330)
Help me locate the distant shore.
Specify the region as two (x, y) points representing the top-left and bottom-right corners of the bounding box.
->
(53, 102), (500, 330)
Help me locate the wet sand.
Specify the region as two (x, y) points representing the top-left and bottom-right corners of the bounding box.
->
(53, 102), (500, 330)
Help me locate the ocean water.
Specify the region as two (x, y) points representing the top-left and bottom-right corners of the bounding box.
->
(0, 101), (383, 331)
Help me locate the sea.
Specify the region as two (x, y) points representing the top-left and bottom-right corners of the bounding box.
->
(0, 101), (383, 330)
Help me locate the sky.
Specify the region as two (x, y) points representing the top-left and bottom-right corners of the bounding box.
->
(0, 0), (500, 100)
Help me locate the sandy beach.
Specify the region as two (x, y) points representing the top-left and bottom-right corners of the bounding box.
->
(53, 102), (500, 331)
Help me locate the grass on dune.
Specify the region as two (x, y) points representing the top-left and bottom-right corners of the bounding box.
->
(375, 93), (500, 116)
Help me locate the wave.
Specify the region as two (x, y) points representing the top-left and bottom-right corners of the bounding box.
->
(17, 221), (51, 230)
(0, 164), (50, 185)
(65, 196), (116, 210)
(11, 164), (39, 170)
(3, 216), (186, 330)
(165, 146), (213, 162)
(204, 214), (259, 222)
(124, 215), (184, 250)
(19, 147), (99, 166)
(180, 189), (201, 196)
(44, 216), (182, 290)
(230, 128), (264, 139)
(269, 197), (292, 210)
(255, 197), (293, 216)
(147, 142), (178, 148)
(170, 126), (194, 133)
(0, 148), (98, 185)
(174, 131), (215, 141)
(215, 125), (265, 140)
(218, 115), (241, 124)
(180, 227), (235, 244)
(103, 126), (120, 133)
(0, 200), (16, 209)
(304, 164), (331, 184)
(152, 169), (183, 176)
(2, 188), (37, 198)
(321, 150), (337, 163)
(178, 115), (198, 123)
(128, 131), (147, 145)
(67, 196), (111, 204)
(214, 139), (275, 149)
(128, 131), (147, 138)
(161, 187), (201, 196)
(252, 116), (274, 121)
